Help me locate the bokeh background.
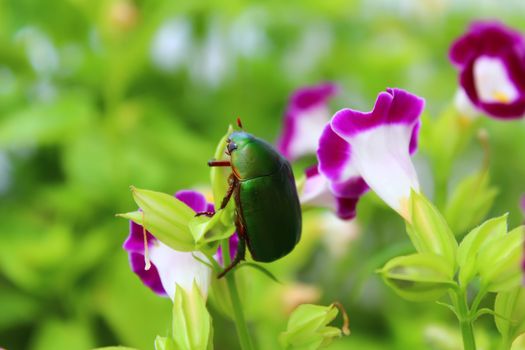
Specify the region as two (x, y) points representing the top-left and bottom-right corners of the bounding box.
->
(1, 0), (525, 349)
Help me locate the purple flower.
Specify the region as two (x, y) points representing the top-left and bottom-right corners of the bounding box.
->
(301, 165), (366, 220)
(277, 83), (338, 161)
(450, 21), (525, 119)
(317, 88), (424, 220)
(123, 190), (236, 300)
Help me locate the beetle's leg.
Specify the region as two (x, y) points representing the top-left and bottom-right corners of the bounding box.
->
(208, 160), (231, 167)
(218, 175), (238, 210)
(218, 214), (246, 278)
(195, 175), (237, 217)
(195, 211), (214, 217)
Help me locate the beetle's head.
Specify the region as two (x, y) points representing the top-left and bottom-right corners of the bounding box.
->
(226, 131), (252, 156)
(226, 131), (283, 180)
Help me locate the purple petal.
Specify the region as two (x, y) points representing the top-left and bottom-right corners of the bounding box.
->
(449, 21), (525, 119)
(303, 165), (367, 221)
(215, 233), (240, 266)
(330, 176), (369, 198)
(335, 196), (359, 220)
(277, 83), (338, 160)
(317, 124), (354, 182)
(123, 189), (214, 297)
(450, 21), (525, 67)
(123, 220), (157, 253)
(175, 190), (210, 213)
(129, 252), (167, 296)
(409, 120), (421, 155)
(330, 88), (424, 138)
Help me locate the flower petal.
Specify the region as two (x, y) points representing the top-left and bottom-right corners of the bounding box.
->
(450, 21), (525, 119)
(277, 83), (338, 160)
(129, 252), (166, 296)
(175, 190), (212, 213)
(123, 220), (157, 253)
(215, 233), (240, 266)
(301, 165), (364, 221)
(317, 124), (358, 183)
(301, 165), (336, 210)
(330, 88), (423, 218)
(149, 242), (212, 300)
(124, 190), (214, 298)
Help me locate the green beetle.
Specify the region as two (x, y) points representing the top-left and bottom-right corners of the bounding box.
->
(200, 126), (302, 277)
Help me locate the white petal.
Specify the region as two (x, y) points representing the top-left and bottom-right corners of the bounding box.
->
(300, 171), (336, 210)
(349, 125), (419, 218)
(149, 242), (211, 300)
(454, 88), (479, 120)
(289, 105), (332, 159)
(474, 56), (519, 104)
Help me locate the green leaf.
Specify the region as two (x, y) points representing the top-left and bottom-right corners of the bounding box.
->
(407, 191), (458, 269)
(155, 336), (176, 350)
(125, 187), (196, 251)
(0, 92), (94, 148)
(495, 288), (525, 343)
(280, 303), (347, 350)
(31, 318), (95, 350)
(445, 170), (498, 235)
(172, 282), (213, 350)
(457, 214), (508, 288)
(477, 226), (524, 292)
(379, 253), (456, 302)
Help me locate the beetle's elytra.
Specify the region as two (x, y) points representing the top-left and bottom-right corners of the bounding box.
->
(202, 128), (302, 277)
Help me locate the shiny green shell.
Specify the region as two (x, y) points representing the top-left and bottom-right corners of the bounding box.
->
(229, 131), (302, 262)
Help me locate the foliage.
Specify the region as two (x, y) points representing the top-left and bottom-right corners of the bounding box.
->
(1, 0), (525, 349)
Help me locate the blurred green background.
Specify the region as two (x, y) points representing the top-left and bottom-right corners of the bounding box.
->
(1, 0), (524, 349)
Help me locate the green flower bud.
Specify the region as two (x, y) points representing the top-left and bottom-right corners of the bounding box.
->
(155, 336), (176, 350)
(407, 191), (458, 268)
(379, 253), (456, 302)
(495, 288), (525, 345)
(172, 282), (213, 350)
(118, 187), (196, 251)
(456, 214), (507, 288)
(444, 170), (497, 235)
(477, 226), (524, 292)
(280, 303), (349, 350)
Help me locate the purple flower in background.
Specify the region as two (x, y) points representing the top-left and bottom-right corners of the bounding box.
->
(301, 165), (366, 220)
(317, 88), (424, 220)
(450, 21), (525, 119)
(277, 83), (338, 161)
(123, 190), (236, 300)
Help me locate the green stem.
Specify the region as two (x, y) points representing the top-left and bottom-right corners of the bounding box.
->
(221, 241), (255, 350)
(470, 287), (487, 316)
(454, 291), (477, 350)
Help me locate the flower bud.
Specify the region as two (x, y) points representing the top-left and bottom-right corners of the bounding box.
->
(379, 253), (455, 302)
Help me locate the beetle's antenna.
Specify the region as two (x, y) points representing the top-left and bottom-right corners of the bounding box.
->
(236, 117), (244, 130)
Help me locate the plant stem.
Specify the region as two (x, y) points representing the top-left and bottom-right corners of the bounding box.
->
(221, 241), (255, 350)
(454, 291), (477, 350)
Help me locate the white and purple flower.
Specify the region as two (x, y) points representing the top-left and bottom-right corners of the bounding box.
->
(450, 21), (525, 119)
(123, 190), (236, 300)
(277, 83), (338, 161)
(317, 88), (424, 220)
(301, 165), (366, 220)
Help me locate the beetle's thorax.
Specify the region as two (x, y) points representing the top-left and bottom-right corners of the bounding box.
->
(228, 131), (285, 180)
